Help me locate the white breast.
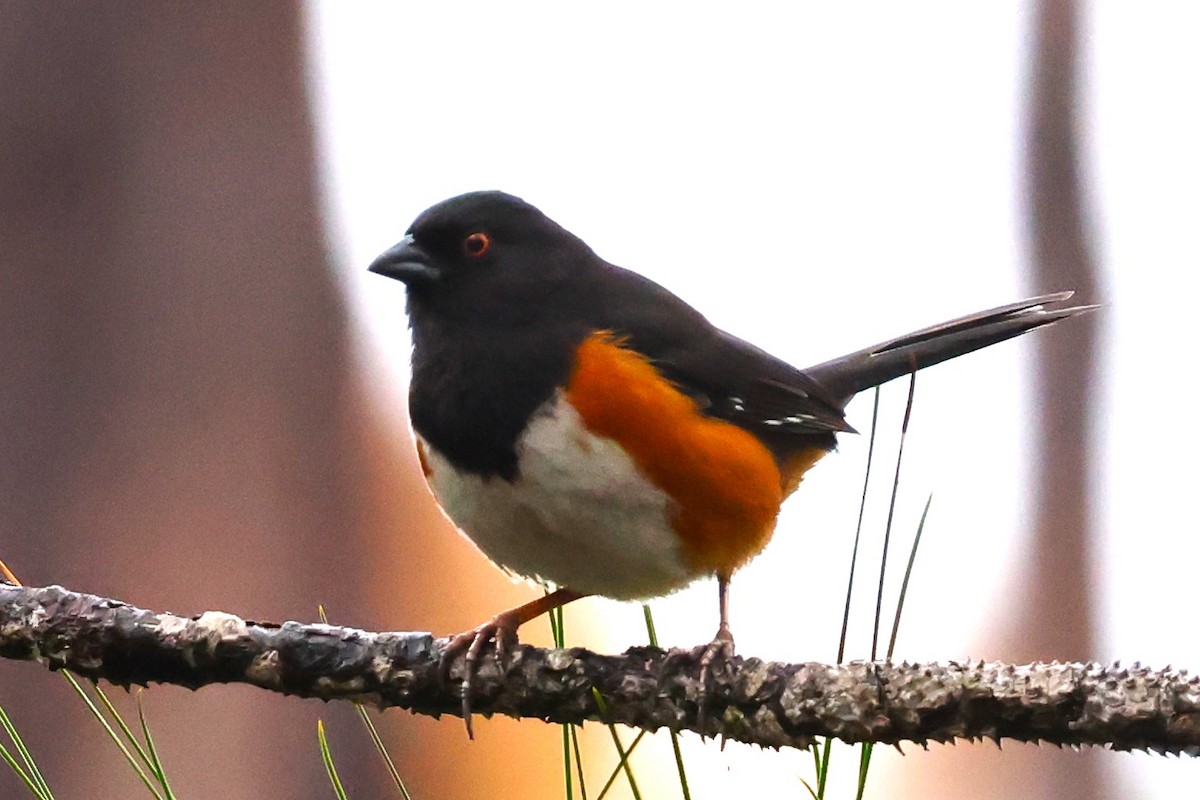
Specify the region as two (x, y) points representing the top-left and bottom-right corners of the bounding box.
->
(418, 394), (699, 600)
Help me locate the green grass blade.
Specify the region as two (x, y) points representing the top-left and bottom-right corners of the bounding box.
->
(562, 722), (574, 800)
(817, 738), (834, 798)
(799, 776), (820, 800)
(855, 742), (874, 800)
(549, 596), (581, 800)
(88, 680), (155, 771)
(0, 568), (52, 799)
(319, 606), (414, 798)
(317, 720), (350, 800)
(135, 692), (176, 800)
(549, 593), (565, 648)
(887, 493), (933, 659)
(838, 387), (881, 664)
(569, 723), (588, 800)
(641, 605), (690, 800)
(591, 689), (642, 800)
(663, 726), (690, 800)
(0, 704), (52, 797)
(354, 707), (413, 800)
(61, 674), (163, 800)
(641, 605), (659, 647)
(0, 717), (52, 800)
(595, 730), (646, 800)
(0, 740), (49, 800)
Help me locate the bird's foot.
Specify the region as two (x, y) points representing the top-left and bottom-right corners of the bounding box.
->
(697, 626), (735, 731)
(441, 612), (522, 739)
(438, 588), (585, 739)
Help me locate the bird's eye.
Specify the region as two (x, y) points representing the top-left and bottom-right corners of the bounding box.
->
(462, 232), (491, 258)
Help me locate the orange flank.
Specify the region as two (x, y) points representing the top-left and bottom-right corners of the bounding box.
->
(780, 445), (829, 498)
(565, 332), (784, 577)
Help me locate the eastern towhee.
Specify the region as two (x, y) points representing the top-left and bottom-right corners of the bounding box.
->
(369, 190), (1092, 734)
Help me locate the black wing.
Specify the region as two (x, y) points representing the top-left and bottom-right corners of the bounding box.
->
(589, 264), (853, 451)
(587, 263), (1094, 455)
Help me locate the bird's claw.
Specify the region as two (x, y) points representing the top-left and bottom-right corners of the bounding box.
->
(441, 616), (521, 739)
(697, 626), (735, 732)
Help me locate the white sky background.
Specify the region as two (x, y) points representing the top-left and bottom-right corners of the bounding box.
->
(306, 2), (1199, 796)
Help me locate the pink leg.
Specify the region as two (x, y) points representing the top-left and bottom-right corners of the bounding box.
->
(442, 587), (585, 738)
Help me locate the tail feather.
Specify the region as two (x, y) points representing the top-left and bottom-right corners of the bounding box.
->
(803, 292), (1097, 408)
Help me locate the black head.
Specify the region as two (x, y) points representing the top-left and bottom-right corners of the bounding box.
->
(368, 191), (596, 325)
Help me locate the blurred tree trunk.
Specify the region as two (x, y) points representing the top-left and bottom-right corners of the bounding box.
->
(1022, 0), (1101, 675)
(903, 0), (1109, 796)
(1014, 1), (1107, 792)
(0, 4), (557, 797)
(3, 3), (370, 797)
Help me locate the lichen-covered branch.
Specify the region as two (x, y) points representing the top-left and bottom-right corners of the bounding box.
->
(1, 583), (1196, 754)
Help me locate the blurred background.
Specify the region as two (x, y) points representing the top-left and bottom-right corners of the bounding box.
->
(1, 2), (1197, 798)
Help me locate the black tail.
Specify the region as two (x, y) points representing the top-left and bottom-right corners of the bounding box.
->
(804, 292), (1096, 408)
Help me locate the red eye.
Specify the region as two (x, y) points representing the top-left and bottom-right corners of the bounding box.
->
(463, 232), (491, 258)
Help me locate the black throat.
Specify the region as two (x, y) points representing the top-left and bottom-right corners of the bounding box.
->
(406, 302), (586, 481)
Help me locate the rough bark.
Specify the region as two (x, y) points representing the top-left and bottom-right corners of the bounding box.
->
(2, 583), (1196, 755)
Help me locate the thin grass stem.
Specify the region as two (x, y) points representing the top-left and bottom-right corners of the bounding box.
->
(839, 388), (881, 664)
(591, 690), (642, 800)
(871, 370), (917, 660)
(317, 720), (349, 800)
(887, 494), (934, 658)
(61, 675), (163, 800)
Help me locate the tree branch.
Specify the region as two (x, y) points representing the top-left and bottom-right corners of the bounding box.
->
(1, 583), (1196, 754)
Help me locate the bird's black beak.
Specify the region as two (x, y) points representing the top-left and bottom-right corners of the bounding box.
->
(368, 235), (440, 285)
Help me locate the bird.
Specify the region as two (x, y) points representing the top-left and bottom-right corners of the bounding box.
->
(368, 190), (1093, 735)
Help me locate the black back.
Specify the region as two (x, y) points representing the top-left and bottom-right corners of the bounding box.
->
(395, 192), (848, 479)
(382, 191), (1090, 480)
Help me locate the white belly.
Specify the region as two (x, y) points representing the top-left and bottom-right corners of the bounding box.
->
(418, 394), (699, 600)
